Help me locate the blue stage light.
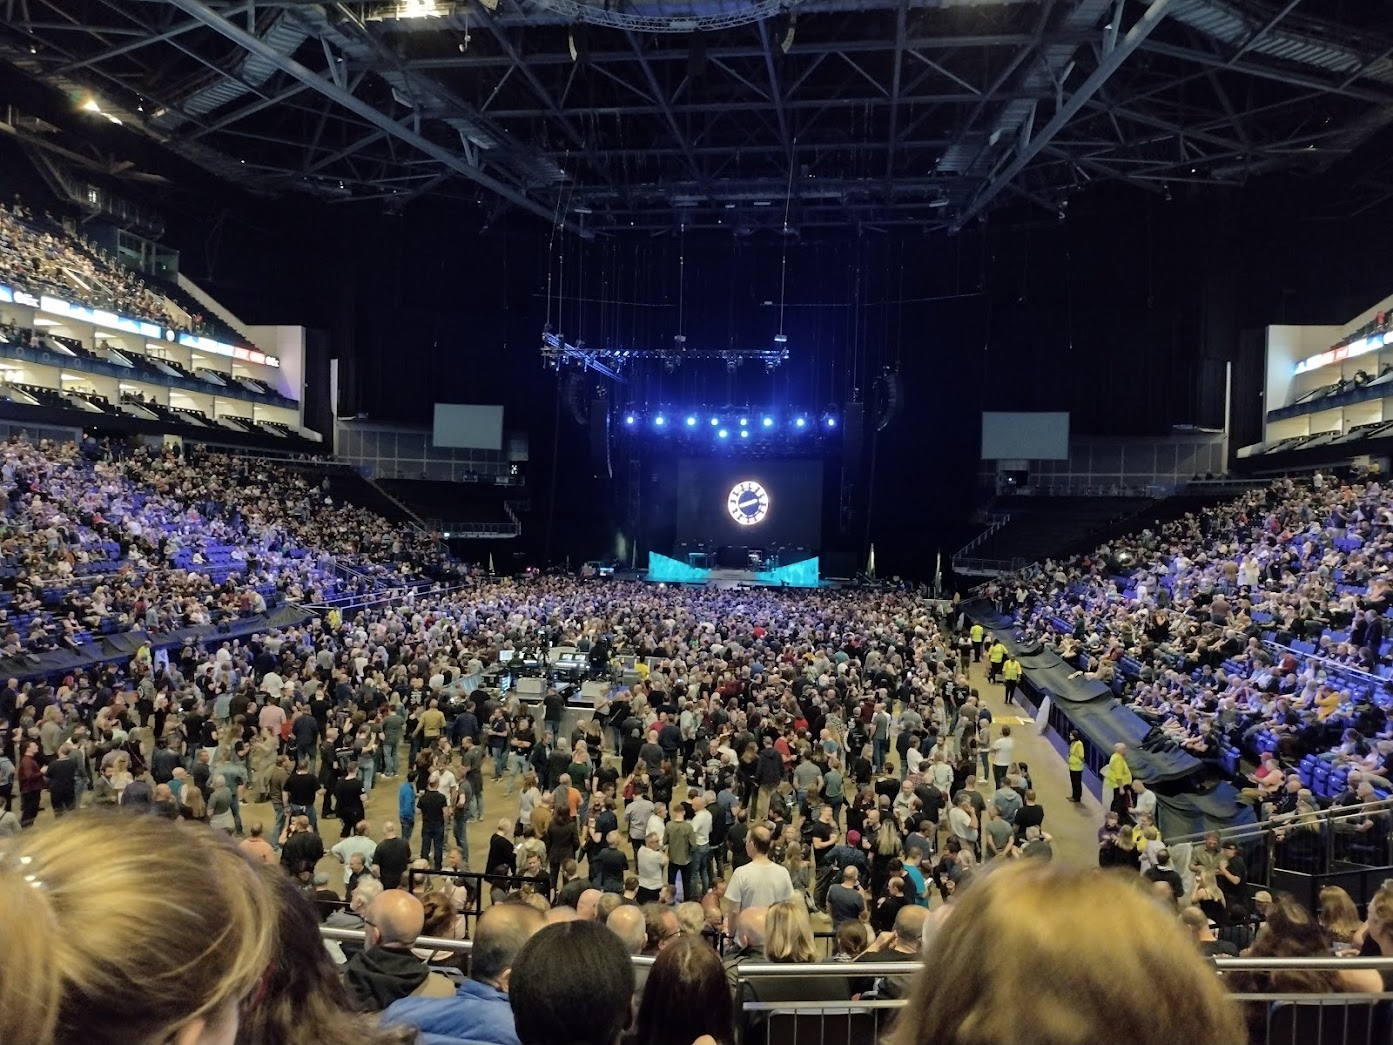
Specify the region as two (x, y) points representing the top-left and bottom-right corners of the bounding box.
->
(762, 417), (773, 428)
(624, 414), (635, 425)
(709, 416), (719, 426)
(826, 416), (837, 428)
(794, 417), (806, 428)
(655, 415), (666, 426)
(686, 416), (697, 427)
(740, 430), (750, 439)
(739, 417), (748, 427)
(718, 428), (729, 439)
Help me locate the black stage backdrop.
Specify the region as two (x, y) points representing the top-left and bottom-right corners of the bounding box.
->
(675, 457), (823, 552)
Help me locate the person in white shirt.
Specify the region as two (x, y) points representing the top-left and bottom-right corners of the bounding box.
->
(647, 802), (667, 846)
(636, 832), (668, 902)
(691, 795), (714, 896)
(722, 825), (793, 914)
(1133, 779), (1157, 824)
(988, 725), (1015, 788)
(330, 821), (377, 885)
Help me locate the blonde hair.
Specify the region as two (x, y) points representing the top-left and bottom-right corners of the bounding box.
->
(890, 862), (1244, 1045)
(676, 901), (706, 937)
(1318, 886), (1362, 942)
(0, 813), (276, 1045)
(766, 898), (817, 964)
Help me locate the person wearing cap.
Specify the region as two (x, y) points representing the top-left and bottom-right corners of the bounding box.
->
(1215, 839), (1249, 916)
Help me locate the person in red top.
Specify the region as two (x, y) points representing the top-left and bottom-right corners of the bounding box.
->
(18, 738), (43, 827)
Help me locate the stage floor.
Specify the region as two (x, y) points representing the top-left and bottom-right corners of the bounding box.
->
(614, 567), (841, 590)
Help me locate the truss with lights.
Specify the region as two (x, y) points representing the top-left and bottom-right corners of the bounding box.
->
(541, 330), (788, 378)
(618, 406), (840, 449)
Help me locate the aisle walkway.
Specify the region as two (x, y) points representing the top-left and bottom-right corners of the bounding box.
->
(958, 652), (1105, 868)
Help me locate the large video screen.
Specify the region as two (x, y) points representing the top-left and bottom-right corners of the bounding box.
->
(432, 403), (504, 450)
(675, 458), (823, 550)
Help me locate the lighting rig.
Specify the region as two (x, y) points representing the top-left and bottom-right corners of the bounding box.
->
(541, 329), (789, 378)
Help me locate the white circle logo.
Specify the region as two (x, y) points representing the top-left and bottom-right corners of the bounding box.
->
(727, 481), (770, 525)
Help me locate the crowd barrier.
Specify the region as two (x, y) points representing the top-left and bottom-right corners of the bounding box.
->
(318, 924), (1393, 1045)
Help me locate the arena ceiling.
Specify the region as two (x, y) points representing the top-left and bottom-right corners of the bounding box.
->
(2, 0), (1393, 234)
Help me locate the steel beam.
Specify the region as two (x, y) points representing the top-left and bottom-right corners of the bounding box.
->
(884, 0), (908, 179)
(756, 17), (790, 155)
(163, 0), (587, 235)
(952, 0), (1176, 232)
(52, 15), (207, 74)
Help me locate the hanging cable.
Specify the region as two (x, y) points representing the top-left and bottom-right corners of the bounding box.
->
(777, 138), (796, 340)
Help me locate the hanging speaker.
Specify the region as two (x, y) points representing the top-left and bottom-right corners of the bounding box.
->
(589, 399), (612, 479)
(563, 371), (588, 426)
(873, 368), (903, 431)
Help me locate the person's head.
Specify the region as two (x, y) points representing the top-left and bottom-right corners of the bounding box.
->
(633, 936), (734, 1045)
(509, 922), (635, 1045)
(836, 920), (869, 959)
(577, 888), (603, 922)
(0, 814), (276, 1045)
(471, 900), (547, 991)
(1178, 905), (1214, 943)
(766, 898), (816, 963)
(732, 906), (768, 951)
(642, 902), (681, 953)
(888, 863), (1244, 1045)
(236, 864), (414, 1045)
(363, 890), (425, 950)
(747, 823), (773, 858)
(1318, 886), (1361, 939)
(607, 904), (647, 955)
(1364, 880), (1393, 953)
(675, 901), (705, 938)
(894, 905), (930, 950)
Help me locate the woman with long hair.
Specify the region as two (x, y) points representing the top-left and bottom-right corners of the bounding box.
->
(0, 813), (276, 1045)
(765, 898), (817, 964)
(1318, 886), (1364, 950)
(634, 936), (734, 1045)
(237, 863), (416, 1045)
(1226, 893), (1382, 1038)
(890, 863), (1244, 1045)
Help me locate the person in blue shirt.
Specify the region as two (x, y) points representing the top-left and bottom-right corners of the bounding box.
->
(398, 777), (418, 844)
(902, 850), (930, 908)
(382, 902), (546, 1045)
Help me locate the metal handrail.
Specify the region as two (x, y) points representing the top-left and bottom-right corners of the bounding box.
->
(1166, 799), (1393, 847)
(1262, 637), (1387, 688)
(733, 957), (1393, 977)
(320, 925), (655, 965)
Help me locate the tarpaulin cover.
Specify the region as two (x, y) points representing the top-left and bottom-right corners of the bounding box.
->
(964, 599), (1203, 784)
(0, 607), (313, 683)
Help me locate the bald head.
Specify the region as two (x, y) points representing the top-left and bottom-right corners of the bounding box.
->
(894, 904), (930, 947)
(607, 904), (647, 954)
(577, 888), (603, 921)
(734, 906), (768, 949)
(366, 890), (425, 948)
(471, 901), (547, 989)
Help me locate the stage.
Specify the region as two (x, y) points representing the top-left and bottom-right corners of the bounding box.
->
(614, 562), (843, 590)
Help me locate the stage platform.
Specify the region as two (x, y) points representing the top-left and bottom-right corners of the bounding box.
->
(613, 566), (843, 590)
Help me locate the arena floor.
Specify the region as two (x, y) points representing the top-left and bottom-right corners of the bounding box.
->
(266, 653), (1107, 895)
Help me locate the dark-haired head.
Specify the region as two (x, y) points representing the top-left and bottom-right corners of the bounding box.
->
(634, 936), (733, 1045)
(509, 920), (635, 1045)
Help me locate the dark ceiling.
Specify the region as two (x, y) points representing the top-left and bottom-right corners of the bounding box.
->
(2, 0), (1393, 235)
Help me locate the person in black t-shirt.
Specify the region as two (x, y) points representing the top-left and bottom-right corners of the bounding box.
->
(334, 765), (365, 839)
(282, 762), (321, 834)
(373, 822), (413, 889)
(417, 774), (448, 868)
(808, 804), (836, 908)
